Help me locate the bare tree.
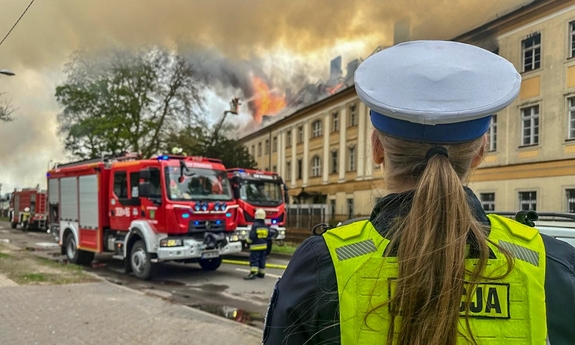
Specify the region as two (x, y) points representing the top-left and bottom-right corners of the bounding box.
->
(0, 93), (14, 122)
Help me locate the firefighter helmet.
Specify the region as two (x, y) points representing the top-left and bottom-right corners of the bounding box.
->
(24, 207), (30, 212)
(255, 208), (266, 220)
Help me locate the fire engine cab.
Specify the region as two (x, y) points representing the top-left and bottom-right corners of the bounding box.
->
(227, 168), (288, 254)
(8, 187), (48, 231)
(47, 152), (242, 280)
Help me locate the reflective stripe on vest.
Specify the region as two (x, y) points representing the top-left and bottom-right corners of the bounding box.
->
(322, 214), (547, 344)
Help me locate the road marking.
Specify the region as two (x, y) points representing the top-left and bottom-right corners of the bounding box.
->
(222, 259), (287, 270)
(235, 268), (281, 279)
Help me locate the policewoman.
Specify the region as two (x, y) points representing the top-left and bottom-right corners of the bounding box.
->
(263, 41), (575, 345)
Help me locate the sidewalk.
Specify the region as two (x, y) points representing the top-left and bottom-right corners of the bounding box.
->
(0, 274), (262, 345)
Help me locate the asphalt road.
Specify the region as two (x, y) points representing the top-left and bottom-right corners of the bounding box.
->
(0, 220), (289, 329)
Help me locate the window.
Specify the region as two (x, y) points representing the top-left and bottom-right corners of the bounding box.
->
(568, 97), (575, 139)
(311, 156), (321, 177)
(265, 139), (269, 155)
(332, 111), (339, 132)
(570, 21), (575, 58)
(272, 165), (277, 173)
(489, 115), (497, 151)
(130, 172), (140, 198)
(297, 126), (304, 144)
(480, 193), (495, 211)
(522, 33), (541, 72)
(257, 142), (262, 156)
(347, 198), (354, 218)
(251, 145), (255, 156)
(348, 104), (357, 127)
(286, 130), (292, 147)
(348, 146), (356, 171)
(272, 136), (277, 152)
(113, 171), (128, 199)
(312, 120), (322, 138)
(518, 191), (537, 211)
(330, 200), (336, 216)
(285, 161), (291, 182)
(521, 105), (539, 146)
(331, 150), (338, 174)
(297, 159), (303, 180)
(566, 189), (575, 213)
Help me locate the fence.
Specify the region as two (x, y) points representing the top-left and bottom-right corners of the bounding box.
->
(284, 204), (370, 243)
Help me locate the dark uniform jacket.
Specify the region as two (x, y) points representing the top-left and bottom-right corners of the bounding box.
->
(263, 187), (575, 345)
(249, 219), (276, 249)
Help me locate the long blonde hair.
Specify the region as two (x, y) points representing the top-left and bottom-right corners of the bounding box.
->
(373, 132), (513, 345)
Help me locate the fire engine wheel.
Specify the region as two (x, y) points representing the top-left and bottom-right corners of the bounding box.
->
(199, 257), (222, 271)
(64, 233), (94, 265)
(130, 240), (155, 280)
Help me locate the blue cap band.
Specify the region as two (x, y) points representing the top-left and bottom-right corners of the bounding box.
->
(370, 110), (491, 144)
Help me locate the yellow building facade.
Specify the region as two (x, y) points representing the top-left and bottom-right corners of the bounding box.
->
(239, 0), (575, 219)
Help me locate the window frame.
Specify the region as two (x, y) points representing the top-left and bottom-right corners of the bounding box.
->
(522, 32), (541, 72)
(312, 120), (323, 138)
(332, 111), (339, 132)
(566, 188), (575, 213)
(568, 97), (575, 140)
(311, 155), (322, 177)
(348, 104), (357, 127)
(521, 105), (540, 146)
(480, 192), (496, 212)
(518, 191), (537, 211)
(348, 146), (356, 172)
(488, 115), (497, 152)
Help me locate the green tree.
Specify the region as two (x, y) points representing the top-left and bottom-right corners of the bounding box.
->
(55, 47), (208, 159)
(164, 124), (257, 169)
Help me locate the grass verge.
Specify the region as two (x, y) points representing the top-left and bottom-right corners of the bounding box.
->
(0, 217), (8, 222)
(271, 242), (299, 255)
(0, 244), (99, 285)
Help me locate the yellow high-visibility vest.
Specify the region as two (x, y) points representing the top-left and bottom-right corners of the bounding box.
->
(323, 214), (547, 344)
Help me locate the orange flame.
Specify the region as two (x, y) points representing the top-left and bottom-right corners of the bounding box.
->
(326, 82), (344, 95)
(252, 77), (286, 123)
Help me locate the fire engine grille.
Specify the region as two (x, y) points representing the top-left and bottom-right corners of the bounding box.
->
(188, 220), (226, 233)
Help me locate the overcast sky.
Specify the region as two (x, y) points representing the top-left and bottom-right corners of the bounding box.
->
(0, 0), (531, 193)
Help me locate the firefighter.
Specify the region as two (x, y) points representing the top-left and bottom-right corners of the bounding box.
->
(21, 207), (31, 231)
(244, 208), (276, 280)
(263, 41), (575, 344)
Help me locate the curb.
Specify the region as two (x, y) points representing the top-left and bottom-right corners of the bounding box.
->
(98, 276), (263, 338)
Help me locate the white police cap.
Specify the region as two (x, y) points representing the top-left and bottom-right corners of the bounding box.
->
(355, 40), (521, 143)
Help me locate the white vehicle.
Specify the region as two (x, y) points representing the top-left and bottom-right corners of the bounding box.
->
(493, 212), (575, 248)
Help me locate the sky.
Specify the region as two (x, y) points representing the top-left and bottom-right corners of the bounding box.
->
(0, 0), (532, 194)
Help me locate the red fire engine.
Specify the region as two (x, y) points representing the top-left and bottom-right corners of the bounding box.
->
(8, 187), (48, 231)
(227, 168), (288, 254)
(46, 152), (242, 280)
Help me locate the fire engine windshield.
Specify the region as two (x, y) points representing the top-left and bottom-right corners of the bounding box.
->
(165, 167), (233, 201)
(240, 180), (282, 206)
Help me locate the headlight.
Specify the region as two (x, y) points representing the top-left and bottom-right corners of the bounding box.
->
(160, 238), (184, 247)
(228, 235), (239, 242)
(280, 230), (285, 235)
(240, 230), (247, 236)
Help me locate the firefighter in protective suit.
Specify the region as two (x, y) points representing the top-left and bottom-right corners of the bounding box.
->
(263, 41), (575, 344)
(21, 207), (31, 231)
(244, 208), (277, 280)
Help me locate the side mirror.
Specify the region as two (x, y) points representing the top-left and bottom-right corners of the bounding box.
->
(178, 176), (185, 184)
(138, 182), (151, 198)
(140, 168), (151, 182)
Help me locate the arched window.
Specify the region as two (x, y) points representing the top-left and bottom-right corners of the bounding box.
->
(311, 155), (322, 177)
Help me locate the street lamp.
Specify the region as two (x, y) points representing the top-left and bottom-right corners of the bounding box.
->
(0, 69), (15, 76)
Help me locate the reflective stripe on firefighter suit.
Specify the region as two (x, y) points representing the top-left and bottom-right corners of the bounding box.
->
(322, 214), (547, 345)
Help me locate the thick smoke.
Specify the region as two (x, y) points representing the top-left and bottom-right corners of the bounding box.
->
(0, 0), (532, 192)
